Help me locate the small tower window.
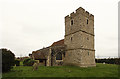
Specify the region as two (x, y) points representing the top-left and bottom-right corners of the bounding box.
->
(71, 20), (74, 25)
(87, 19), (88, 24)
(87, 37), (89, 40)
(71, 37), (72, 41)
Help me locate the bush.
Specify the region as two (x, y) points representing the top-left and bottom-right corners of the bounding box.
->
(14, 59), (20, 66)
(1, 48), (15, 72)
(27, 59), (35, 66)
(23, 58), (31, 66)
(23, 58), (35, 66)
(95, 58), (120, 65)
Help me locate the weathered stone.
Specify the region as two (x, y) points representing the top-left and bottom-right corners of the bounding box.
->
(64, 7), (96, 67)
(33, 62), (39, 71)
(32, 7), (96, 67)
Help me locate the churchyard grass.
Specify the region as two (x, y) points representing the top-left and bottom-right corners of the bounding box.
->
(2, 63), (118, 77)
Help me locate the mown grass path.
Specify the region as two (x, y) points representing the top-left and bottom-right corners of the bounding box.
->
(2, 63), (118, 77)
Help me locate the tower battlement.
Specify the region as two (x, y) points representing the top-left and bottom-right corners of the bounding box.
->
(65, 7), (94, 22)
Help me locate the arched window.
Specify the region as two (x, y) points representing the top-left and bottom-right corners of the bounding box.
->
(56, 53), (62, 60)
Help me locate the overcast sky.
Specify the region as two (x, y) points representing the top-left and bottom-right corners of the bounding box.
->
(0, 0), (119, 58)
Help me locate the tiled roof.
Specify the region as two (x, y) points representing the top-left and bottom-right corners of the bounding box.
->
(51, 39), (64, 46)
(32, 47), (49, 59)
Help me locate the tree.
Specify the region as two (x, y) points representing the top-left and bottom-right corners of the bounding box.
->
(1, 48), (15, 72)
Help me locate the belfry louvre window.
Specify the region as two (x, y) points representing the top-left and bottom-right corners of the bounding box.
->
(71, 20), (74, 25)
(56, 53), (62, 60)
(87, 19), (88, 24)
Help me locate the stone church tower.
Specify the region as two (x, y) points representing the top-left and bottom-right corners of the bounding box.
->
(64, 7), (96, 67)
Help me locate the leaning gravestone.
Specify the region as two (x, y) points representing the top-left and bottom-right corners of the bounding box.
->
(33, 62), (39, 71)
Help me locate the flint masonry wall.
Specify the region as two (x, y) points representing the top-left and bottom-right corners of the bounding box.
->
(64, 7), (96, 67)
(51, 45), (65, 66)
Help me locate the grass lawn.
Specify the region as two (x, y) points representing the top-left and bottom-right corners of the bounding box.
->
(2, 63), (119, 77)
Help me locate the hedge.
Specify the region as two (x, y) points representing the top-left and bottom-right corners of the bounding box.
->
(95, 58), (120, 65)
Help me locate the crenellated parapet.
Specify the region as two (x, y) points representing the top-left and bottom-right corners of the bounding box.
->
(65, 15), (70, 22)
(65, 7), (94, 22)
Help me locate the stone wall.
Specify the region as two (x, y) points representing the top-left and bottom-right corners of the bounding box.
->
(51, 45), (65, 66)
(64, 7), (96, 67)
(65, 31), (94, 50)
(32, 45), (65, 66)
(46, 48), (52, 66)
(65, 7), (94, 36)
(64, 49), (96, 67)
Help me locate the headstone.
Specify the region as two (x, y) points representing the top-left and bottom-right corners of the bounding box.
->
(33, 62), (39, 71)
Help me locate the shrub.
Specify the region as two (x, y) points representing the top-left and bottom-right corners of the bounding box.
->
(23, 58), (35, 66)
(27, 59), (35, 66)
(14, 59), (20, 66)
(23, 58), (30, 66)
(1, 48), (15, 72)
(95, 58), (120, 65)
